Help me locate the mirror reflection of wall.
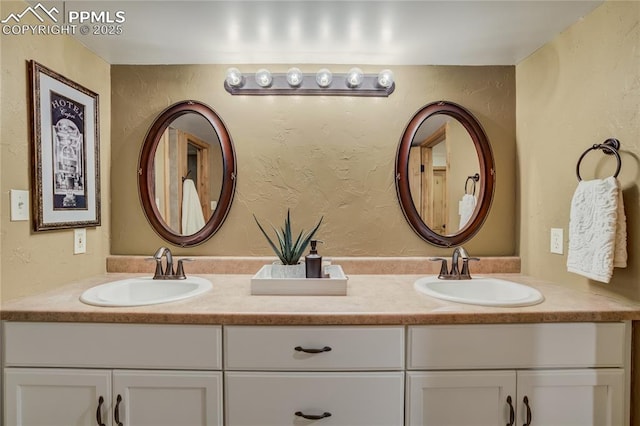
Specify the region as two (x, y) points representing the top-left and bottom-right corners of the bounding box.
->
(409, 115), (479, 236)
(153, 114), (223, 236)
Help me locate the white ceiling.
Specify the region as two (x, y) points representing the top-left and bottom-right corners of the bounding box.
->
(60, 0), (603, 65)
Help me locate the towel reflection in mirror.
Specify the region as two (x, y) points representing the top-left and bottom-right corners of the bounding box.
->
(458, 173), (479, 230)
(181, 178), (206, 235)
(458, 193), (476, 230)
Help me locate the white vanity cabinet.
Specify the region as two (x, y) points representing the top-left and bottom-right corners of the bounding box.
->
(224, 326), (405, 426)
(406, 323), (630, 426)
(2, 322), (223, 426)
(2, 320), (633, 426)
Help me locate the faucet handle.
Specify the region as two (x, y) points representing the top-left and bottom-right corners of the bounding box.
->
(460, 257), (480, 278)
(175, 258), (194, 279)
(145, 257), (165, 278)
(154, 260), (164, 279)
(429, 257), (449, 278)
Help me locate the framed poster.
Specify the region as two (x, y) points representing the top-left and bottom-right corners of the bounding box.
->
(29, 60), (100, 230)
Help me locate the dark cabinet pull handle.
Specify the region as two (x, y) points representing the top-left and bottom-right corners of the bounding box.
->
(96, 396), (106, 426)
(295, 411), (332, 420)
(114, 394), (124, 426)
(523, 395), (532, 426)
(294, 346), (332, 354)
(506, 395), (514, 426)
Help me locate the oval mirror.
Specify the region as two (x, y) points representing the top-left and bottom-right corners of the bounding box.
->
(138, 100), (236, 247)
(395, 101), (495, 247)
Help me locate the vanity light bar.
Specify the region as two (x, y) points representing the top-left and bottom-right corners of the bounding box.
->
(224, 67), (395, 97)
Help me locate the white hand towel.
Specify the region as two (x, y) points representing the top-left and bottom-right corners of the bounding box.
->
(181, 178), (205, 235)
(566, 176), (627, 283)
(613, 184), (628, 268)
(458, 194), (477, 230)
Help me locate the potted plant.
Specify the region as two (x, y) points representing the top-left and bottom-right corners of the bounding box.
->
(254, 209), (323, 278)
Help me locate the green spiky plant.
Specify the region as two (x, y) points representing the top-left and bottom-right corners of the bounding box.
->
(254, 209), (323, 265)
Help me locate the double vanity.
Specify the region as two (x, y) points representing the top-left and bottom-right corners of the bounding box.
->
(2, 259), (639, 425)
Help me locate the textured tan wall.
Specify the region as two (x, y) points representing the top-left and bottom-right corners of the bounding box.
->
(516, 3), (640, 422)
(0, 1), (111, 301)
(111, 65), (516, 257)
(516, 0), (640, 300)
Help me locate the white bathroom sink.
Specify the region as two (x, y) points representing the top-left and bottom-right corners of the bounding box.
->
(414, 276), (544, 307)
(80, 276), (212, 307)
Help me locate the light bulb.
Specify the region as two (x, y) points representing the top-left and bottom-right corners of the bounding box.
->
(346, 67), (364, 88)
(377, 69), (394, 89)
(286, 67), (303, 87)
(255, 68), (272, 88)
(316, 68), (333, 88)
(225, 67), (244, 88)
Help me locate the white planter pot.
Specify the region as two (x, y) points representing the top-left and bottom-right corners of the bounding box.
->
(270, 262), (306, 278)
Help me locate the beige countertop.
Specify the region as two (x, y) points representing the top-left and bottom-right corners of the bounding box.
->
(2, 272), (640, 325)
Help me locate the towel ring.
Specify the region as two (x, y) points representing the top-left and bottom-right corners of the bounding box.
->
(576, 138), (621, 181)
(464, 173), (480, 195)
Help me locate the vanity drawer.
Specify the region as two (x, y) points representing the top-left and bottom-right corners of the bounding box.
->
(408, 322), (627, 370)
(3, 322), (222, 370)
(225, 371), (404, 426)
(224, 326), (404, 370)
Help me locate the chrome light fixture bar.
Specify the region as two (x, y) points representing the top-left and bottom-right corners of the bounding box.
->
(224, 67), (395, 97)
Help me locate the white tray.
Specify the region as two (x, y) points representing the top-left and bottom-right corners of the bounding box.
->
(251, 265), (348, 296)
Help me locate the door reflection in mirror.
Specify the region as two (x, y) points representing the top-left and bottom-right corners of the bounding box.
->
(408, 114), (479, 236)
(153, 114), (223, 236)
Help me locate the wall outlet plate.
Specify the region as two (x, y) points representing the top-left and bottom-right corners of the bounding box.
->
(550, 228), (563, 254)
(74, 228), (87, 254)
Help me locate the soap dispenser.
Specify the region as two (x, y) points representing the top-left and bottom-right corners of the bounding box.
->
(305, 240), (323, 278)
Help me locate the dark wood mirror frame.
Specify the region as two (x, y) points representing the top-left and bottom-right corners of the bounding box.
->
(395, 100), (495, 247)
(138, 100), (237, 247)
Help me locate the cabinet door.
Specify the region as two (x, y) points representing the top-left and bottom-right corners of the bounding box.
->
(112, 370), (222, 426)
(4, 368), (111, 426)
(226, 371), (404, 426)
(406, 370), (516, 426)
(516, 369), (625, 426)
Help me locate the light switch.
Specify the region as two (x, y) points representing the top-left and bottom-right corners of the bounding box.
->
(10, 189), (29, 221)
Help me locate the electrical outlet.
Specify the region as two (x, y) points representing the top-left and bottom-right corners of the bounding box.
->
(74, 228), (87, 254)
(10, 189), (29, 221)
(550, 228), (563, 254)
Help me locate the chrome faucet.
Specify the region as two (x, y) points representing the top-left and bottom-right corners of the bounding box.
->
(429, 246), (479, 280)
(152, 247), (190, 279)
